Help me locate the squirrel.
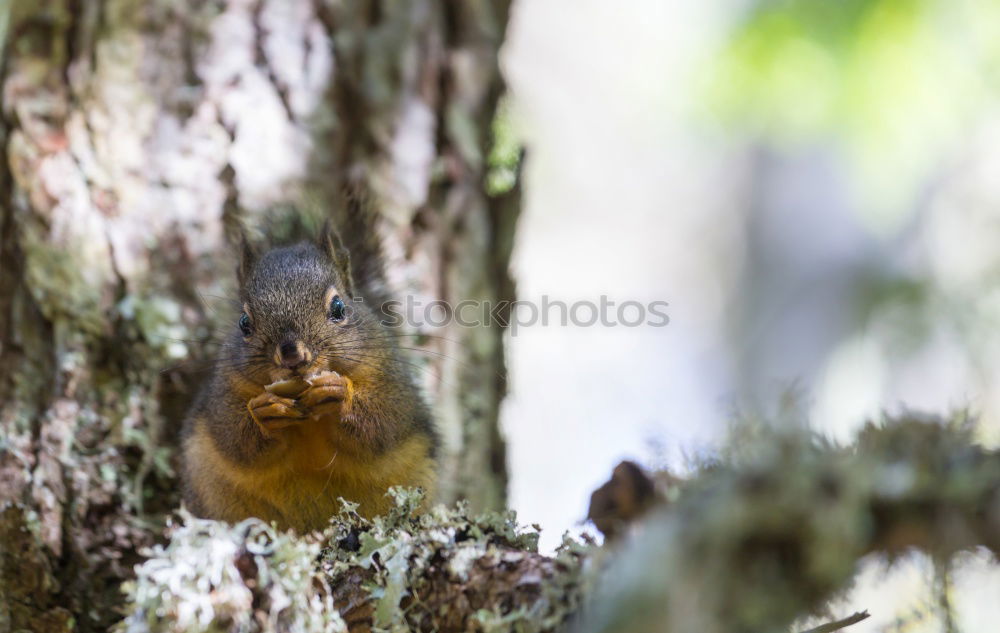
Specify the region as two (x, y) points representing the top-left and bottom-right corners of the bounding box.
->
(180, 217), (438, 532)
(587, 460), (680, 541)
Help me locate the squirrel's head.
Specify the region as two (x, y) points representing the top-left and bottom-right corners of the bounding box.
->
(233, 222), (379, 382)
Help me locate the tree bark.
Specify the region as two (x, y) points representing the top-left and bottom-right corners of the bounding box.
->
(0, 1), (516, 630)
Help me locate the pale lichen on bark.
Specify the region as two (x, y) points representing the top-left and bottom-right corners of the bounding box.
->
(119, 489), (589, 633)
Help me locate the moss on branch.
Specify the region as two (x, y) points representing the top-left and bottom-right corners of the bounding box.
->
(117, 414), (1000, 633)
(579, 413), (1000, 633)
(118, 488), (589, 633)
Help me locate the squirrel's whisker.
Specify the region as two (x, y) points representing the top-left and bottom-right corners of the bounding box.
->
(322, 339), (507, 382)
(317, 350), (456, 388)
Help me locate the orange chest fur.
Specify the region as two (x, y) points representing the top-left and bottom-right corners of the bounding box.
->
(187, 417), (435, 530)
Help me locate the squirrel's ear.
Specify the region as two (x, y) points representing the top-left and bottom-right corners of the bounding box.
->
(237, 232), (258, 287)
(318, 219), (355, 296)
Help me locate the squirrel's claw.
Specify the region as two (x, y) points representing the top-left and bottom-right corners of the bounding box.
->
(248, 391), (307, 434)
(300, 371), (350, 419)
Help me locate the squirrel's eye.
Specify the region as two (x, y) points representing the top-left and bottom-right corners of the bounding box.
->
(329, 295), (347, 322)
(238, 312), (253, 336)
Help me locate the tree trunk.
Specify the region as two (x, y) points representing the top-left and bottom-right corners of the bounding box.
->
(0, 1), (516, 630)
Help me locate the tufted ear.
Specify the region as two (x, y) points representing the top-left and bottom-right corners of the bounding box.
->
(237, 231), (258, 287)
(318, 219), (355, 297)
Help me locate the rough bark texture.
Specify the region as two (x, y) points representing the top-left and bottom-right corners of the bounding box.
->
(0, 1), (515, 630)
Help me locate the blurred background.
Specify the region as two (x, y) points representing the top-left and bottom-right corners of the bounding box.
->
(500, 0), (1000, 629)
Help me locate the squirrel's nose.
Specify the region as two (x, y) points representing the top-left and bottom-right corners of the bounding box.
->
(277, 341), (311, 370)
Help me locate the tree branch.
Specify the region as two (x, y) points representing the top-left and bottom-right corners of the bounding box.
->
(120, 413), (1000, 633)
(577, 413), (1000, 633)
(800, 610), (870, 633)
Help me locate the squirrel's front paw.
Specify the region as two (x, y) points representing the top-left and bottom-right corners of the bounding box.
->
(248, 391), (307, 434)
(299, 370), (350, 420)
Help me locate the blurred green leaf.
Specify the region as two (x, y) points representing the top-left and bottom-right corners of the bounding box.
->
(705, 0), (1000, 231)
